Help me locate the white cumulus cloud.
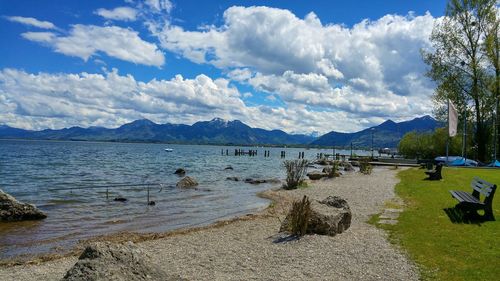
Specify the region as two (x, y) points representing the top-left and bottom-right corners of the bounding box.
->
(5, 16), (56, 29)
(21, 25), (165, 67)
(153, 6), (437, 117)
(95, 7), (138, 21)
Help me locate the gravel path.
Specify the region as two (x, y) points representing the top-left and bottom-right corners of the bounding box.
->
(0, 168), (419, 280)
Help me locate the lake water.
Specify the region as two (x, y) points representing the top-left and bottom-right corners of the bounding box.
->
(0, 140), (369, 259)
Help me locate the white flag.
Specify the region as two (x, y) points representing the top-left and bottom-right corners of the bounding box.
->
(448, 100), (458, 137)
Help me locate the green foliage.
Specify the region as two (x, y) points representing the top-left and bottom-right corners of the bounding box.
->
(359, 158), (372, 175)
(422, 0), (498, 162)
(398, 128), (464, 159)
(326, 161), (340, 178)
(288, 195), (312, 236)
(383, 168), (500, 280)
(282, 159), (309, 190)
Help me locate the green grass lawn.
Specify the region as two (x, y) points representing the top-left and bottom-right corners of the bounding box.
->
(377, 167), (500, 281)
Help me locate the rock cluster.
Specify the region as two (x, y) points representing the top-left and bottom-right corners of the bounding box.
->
(0, 189), (47, 222)
(280, 196), (351, 236)
(62, 242), (179, 281)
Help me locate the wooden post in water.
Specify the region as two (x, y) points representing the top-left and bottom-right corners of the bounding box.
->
(147, 185), (150, 204)
(106, 188), (109, 200)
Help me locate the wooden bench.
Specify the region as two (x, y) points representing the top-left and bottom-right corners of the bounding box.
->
(425, 163), (443, 180)
(450, 177), (497, 220)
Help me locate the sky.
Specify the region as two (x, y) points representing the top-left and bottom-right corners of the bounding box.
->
(0, 0), (447, 134)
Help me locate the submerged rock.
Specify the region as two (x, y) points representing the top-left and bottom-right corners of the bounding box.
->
(224, 166), (234, 170)
(174, 168), (186, 176)
(0, 189), (47, 222)
(113, 197), (127, 202)
(176, 176), (198, 188)
(62, 242), (177, 281)
(244, 178), (267, 184)
(226, 177), (240, 181)
(280, 196), (351, 236)
(242, 178), (281, 185)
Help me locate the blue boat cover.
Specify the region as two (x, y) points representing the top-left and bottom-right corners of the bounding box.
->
(448, 157), (478, 166)
(487, 160), (500, 167)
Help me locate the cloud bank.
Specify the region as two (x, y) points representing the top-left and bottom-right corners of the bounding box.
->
(1, 68), (425, 134)
(2, 4), (439, 134)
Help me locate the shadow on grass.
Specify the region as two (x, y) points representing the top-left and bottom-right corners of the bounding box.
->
(443, 207), (487, 225)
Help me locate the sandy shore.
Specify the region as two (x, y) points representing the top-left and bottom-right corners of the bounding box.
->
(0, 168), (418, 280)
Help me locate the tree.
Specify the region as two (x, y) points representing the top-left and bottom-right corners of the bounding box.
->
(398, 128), (463, 159)
(422, 0), (498, 162)
(484, 7), (500, 158)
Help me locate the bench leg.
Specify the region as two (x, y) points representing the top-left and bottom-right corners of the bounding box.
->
(484, 206), (495, 221)
(456, 203), (495, 221)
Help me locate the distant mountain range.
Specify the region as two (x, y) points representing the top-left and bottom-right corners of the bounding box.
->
(311, 115), (442, 148)
(0, 115), (442, 148)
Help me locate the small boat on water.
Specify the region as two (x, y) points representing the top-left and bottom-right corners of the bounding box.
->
(164, 148), (173, 152)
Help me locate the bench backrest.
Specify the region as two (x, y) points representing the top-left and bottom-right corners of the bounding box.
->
(471, 177), (496, 197)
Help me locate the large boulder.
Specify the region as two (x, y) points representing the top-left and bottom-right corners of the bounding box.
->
(62, 242), (178, 281)
(280, 196), (351, 236)
(0, 189), (47, 222)
(306, 171), (328, 180)
(176, 176), (198, 188)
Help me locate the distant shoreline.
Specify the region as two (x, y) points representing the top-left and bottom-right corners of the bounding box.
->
(0, 138), (373, 150)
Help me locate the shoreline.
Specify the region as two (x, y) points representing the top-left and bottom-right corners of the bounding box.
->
(0, 186), (282, 267)
(0, 168), (419, 280)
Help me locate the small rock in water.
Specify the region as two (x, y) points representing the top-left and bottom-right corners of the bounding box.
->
(113, 197), (127, 202)
(174, 168), (186, 175)
(226, 177), (239, 181)
(176, 176), (198, 188)
(244, 178), (267, 184)
(0, 189), (47, 221)
(224, 166), (234, 170)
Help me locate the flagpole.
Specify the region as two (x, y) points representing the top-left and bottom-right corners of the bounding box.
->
(463, 108), (467, 160)
(494, 96), (498, 161)
(446, 100), (449, 165)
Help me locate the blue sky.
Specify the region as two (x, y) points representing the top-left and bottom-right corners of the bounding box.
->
(0, 0), (447, 134)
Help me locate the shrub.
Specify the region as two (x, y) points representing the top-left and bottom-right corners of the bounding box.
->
(288, 195), (311, 236)
(359, 158), (373, 175)
(329, 161), (340, 178)
(283, 159), (309, 190)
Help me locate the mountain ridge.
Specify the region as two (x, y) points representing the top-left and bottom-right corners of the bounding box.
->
(311, 115), (442, 148)
(0, 115), (441, 147)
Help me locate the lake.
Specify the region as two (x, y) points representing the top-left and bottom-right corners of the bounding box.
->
(0, 139), (369, 259)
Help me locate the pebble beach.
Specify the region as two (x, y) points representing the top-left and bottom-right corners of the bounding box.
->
(0, 168), (419, 281)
